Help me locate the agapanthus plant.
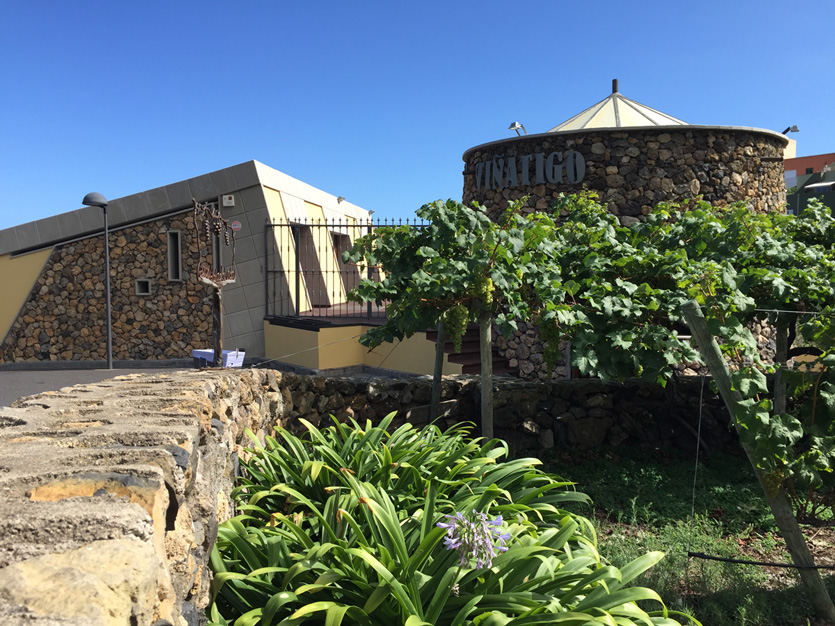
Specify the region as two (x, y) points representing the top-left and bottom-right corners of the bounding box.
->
(437, 509), (510, 569)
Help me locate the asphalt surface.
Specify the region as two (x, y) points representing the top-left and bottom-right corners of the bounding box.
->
(0, 367), (188, 408)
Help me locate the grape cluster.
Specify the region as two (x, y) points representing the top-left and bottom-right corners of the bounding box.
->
(475, 275), (494, 308)
(443, 304), (470, 353)
(762, 470), (785, 498)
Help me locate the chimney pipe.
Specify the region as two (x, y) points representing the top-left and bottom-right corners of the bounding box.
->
(612, 78), (619, 93)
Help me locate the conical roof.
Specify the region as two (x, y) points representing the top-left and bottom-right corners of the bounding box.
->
(547, 79), (687, 133)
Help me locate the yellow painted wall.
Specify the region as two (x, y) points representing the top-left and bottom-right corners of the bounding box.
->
(264, 323), (320, 369)
(263, 322), (463, 375)
(263, 187), (310, 313)
(356, 331), (463, 375)
(304, 201), (345, 306)
(0, 249), (52, 342)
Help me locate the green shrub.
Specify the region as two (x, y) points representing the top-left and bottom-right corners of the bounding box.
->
(209, 415), (698, 625)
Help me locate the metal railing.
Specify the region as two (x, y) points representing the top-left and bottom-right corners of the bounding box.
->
(264, 218), (425, 320)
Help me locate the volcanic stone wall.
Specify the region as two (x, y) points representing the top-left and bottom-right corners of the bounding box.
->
(462, 126), (788, 221)
(0, 212), (214, 362)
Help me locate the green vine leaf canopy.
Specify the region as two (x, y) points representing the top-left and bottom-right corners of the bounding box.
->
(345, 194), (835, 511)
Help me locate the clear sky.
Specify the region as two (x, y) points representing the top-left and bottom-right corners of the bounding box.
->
(1, 1), (833, 231)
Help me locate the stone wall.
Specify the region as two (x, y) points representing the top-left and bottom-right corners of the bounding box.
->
(0, 212), (214, 362)
(0, 368), (732, 625)
(462, 126), (788, 221)
(492, 318), (777, 382)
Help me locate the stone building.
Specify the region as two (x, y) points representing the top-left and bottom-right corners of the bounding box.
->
(463, 80), (789, 223)
(462, 81), (791, 380)
(0, 161), (372, 364)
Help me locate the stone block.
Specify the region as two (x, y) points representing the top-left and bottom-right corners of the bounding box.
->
(34, 217), (63, 245)
(13, 222), (41, 249)
(0, 226), (20, 254)
(224, 309), (254, 338)
(0, 538), (162, 625)
(235, 258), (263, 288)
(231, 161), (260, 190)
(166, 181), (192, 210)
(210, 166), (238, 196)
(121, 192), (151, 222)
(188, 174), (217, 202)
(144, 186), (172, 216)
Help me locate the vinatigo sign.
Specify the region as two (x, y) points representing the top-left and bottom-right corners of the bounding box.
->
(474, 150), (586, 191)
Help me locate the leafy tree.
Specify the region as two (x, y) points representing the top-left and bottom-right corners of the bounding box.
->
(343, 198), (563, 436)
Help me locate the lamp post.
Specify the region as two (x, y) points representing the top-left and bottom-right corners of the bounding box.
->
(82, 192), (113, 369)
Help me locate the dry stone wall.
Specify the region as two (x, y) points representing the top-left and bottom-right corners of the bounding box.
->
(0, 368), (732, 625)
(0, 212), (213, 363)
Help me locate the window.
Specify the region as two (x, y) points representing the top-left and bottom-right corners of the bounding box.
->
(135, 278), (152, 296)
(167, 230), (182, 281)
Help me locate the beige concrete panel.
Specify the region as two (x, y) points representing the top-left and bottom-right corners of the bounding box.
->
(0, 249), (52, 342)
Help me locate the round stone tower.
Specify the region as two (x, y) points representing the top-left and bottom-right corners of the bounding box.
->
(462, 80), (789, 224)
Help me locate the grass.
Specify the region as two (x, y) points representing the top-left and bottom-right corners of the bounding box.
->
(544, 445), (835, 626)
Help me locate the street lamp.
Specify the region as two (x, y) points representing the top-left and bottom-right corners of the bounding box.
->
(782, 125), (799, 135)
(509, 121), (528, 136)
(82, 192), (113, 369)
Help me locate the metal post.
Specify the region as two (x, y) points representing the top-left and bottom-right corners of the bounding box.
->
(213, 288), (223, 367)
(102, 206), (113, 369)
(366, 220), (373, 319)
(264, 222), (270, 318)
(293, 225), (301, 315)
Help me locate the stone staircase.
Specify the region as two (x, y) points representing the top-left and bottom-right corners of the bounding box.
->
(425, 325), (515, 375)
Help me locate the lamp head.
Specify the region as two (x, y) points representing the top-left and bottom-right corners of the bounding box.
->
(82, 192), (108, 208)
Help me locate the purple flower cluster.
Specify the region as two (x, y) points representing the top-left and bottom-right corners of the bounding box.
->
(437, 510), (510, 569)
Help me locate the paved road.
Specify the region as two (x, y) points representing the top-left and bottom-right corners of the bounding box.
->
(0, 367), (189, 408)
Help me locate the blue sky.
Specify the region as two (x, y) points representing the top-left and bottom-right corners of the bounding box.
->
(1, 1), (833, 231)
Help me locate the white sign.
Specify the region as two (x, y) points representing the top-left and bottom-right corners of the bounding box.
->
(230, 220), (242, 232)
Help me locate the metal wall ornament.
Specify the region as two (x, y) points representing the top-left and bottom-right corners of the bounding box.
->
(194, 198), (237, 288)
(193, 198), (238, 367)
